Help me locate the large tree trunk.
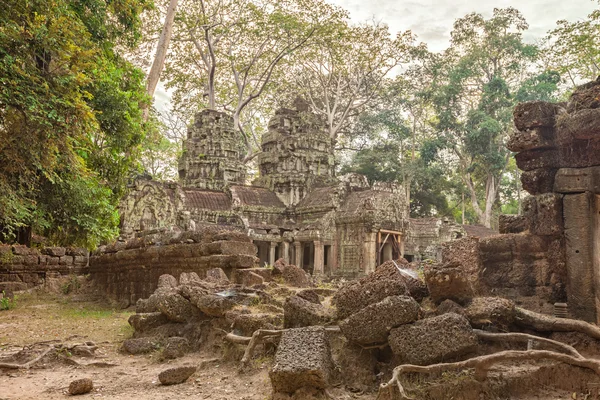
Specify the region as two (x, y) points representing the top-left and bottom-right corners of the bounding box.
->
(144, 0), (179, 119)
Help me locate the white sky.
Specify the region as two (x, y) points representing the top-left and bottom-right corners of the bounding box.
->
(154, 0), (598, 111)
(327, 0), (597, 52)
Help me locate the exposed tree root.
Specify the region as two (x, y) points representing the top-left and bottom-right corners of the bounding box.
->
(515, 307), (600, 340)
(377, 350), (600, 400)
(0, 345), (55, 369)
(0, 341), (98, 370)
(474, 329), (583, 358)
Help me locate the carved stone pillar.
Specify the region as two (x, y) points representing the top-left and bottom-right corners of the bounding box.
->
(269, 242), (277, 266)
(282, 242), (290, 264)
(294, 242), (302, 267)
(314, 240), (324, 276)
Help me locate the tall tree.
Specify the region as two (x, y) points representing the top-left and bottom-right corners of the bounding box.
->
(0, 0), (151, 247)
(426, 8), (552, 228)
(543, 8), (600, 86)
(142, 0), (179, 120)
(291, 22), (415, 145)
(165, 0), (346, 158)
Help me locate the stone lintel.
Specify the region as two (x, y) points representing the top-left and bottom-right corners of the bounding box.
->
(554, 167), (600, 194)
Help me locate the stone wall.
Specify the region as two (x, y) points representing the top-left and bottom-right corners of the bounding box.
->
(88, 228), (258, 306)
(0, 245), (88, 293)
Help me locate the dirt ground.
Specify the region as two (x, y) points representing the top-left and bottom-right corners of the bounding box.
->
(1, 292), (600, 400)
(0, 292), (276, 400)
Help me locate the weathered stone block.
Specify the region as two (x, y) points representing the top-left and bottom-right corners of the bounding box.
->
(42, 247), (66, 257)
(529, 193), (563, 236)
(563, 193), (596, 322)
(554, 167), (600, 194)
(270, 326), (333, 394)
(156, 292), (199, 322)
(521, 168), (557, 195)
(333, 278), (409, 319)
(558, 138), (600, 168)
(507, 127), (555, 152)
(498, 214), (527, 234)
(424, 262), (475, 305)
(233, 313), (283, 336)
(388, 313), (478, 365)
(59, 256), (74, 265)
(162, 337), (189, 359)
(283, 295), (332, 328)
(339, 296), (419, 345)
(515, 148), (559, 171)
(557, 108), (600, 141)
(128, 312), (169, 333)
(513, 101), (560, 131)
(464, 297), (515, 329)
(205, 267), (229, 283)
(191, 293), (235, 317)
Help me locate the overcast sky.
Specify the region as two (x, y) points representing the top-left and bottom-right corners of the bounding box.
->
(155, 0), (598, 111)
(327, 0), (597, 52)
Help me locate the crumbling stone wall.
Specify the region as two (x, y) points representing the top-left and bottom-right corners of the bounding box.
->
(88, 228), (258, 306)
(436, 79), (600, 320)
(0, 245), (88, 293)
(505, 81), (600, 322)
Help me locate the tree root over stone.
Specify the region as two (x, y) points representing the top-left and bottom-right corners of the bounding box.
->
(225, 326), (341, 370)
(377, 310), (600, 399)
(377, 349), (600, 400)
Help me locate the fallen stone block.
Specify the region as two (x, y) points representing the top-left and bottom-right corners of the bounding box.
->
(424, 262), (475, 305)
(284, 295), (333, 328)
(128, 312), (169, 333)
(297, 289), (321, 304)
(68, 378), (93, 395)
(233, 313), (283, 336)
(339, 295), (419, 345)
(333, 263), (412, 319)
(157, 292), (199, 323)
(388, 313), (478, 365)
(270, 326), (333, 394)
(158, 366), (197, 385)
(157, 274), (178, 289)
(464, 297), (515, 330)
(192, 293), (235, 317)
(205, 267), (230, 284)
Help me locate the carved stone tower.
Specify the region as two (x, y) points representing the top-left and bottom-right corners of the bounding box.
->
(178, 109), (246, 190)
(255, 98), (335, 206)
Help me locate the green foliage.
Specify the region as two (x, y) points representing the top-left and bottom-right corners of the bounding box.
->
(0, 292), (17, 311)
(0, 0), (151, 247)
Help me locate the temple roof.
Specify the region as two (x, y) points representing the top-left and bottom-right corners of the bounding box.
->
(295, 186), (336, 209)
(230, 185), (285, 208)
(184, 189), (231, 211)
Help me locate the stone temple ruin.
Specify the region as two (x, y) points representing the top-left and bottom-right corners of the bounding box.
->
(119, 99), (474, 280)
(3, 81), (600, 400)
